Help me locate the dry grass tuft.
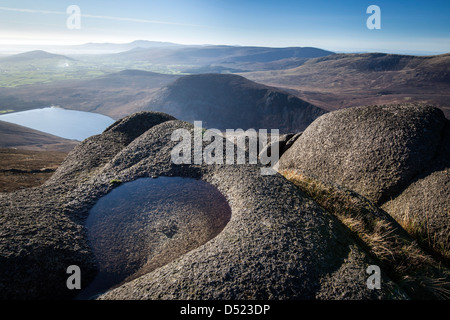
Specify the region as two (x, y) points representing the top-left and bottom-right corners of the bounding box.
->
(280, 169), (450, 300)
(395, 207), (450, 261)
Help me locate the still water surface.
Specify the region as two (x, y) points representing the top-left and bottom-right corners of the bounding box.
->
(0, 107), (115, 140)
(77, 176), (232, 299)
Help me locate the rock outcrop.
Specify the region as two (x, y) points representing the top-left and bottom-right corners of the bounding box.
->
(0, 111), (406, 300)
(278, 104), (450, 262)
(280, 169), (450, 299)
(278, 104), (448, 205)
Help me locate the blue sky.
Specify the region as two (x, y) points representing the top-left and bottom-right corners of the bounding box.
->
(0, 0), (449, 54)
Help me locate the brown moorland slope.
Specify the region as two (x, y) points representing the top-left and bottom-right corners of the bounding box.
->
(0, 120), (78, 152)
(0, 121), (78, 192)
(147, 73), (327, 132)
(243, 53), (450, 118)
(0, 148), (68, 192)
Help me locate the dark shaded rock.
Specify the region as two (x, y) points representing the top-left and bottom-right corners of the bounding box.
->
(278, 104), (448, 205)
(103, 111), (177, 144)
(283, 132), (302, 154)
(0, 185), (96, 300)
(257, 132), (301, 160)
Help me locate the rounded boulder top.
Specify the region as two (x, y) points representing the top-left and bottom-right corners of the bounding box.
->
(278, 104), (448, 205)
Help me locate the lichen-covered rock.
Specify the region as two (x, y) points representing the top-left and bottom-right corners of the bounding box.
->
(280, 169), (450, 299)
(0, 111), (175, 300)
(0, 112), (406, 300)
(278, 104), (448, 205)
(95, 120), (401, 300)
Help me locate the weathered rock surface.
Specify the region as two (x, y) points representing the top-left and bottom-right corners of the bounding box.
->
(1, 111), (406, 300)
(278, 104), (448, 205)
(279, 104), (450, 263)
(46, 111), (176, 186)
(280, 169), (450, 299)
(96, 120), (402, 300)
(381, 121), (450, 259)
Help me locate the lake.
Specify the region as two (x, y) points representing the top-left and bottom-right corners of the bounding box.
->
(77, 176), (232, 299)
(0, 107), (115, 141)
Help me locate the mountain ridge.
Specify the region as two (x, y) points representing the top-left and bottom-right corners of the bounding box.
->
(112, 45), (334, 71)
(0, 50), (75, 62)
(243, 52), (450, 117)
(147, 73), (327, 132)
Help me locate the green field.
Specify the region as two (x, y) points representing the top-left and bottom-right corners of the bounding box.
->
(0, 56), (189, 88)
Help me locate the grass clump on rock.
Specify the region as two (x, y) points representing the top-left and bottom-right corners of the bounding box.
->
(109, 179), (123, 186)
(280, 169), (450, 300)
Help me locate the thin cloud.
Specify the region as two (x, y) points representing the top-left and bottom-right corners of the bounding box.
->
(0, 6), (64, 15)
(81, 14), (203, 27)
(0, 6), (203, 27)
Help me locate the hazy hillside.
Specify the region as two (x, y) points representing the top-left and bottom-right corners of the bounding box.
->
(0, 40), (183, 55)
(0, 50), (99, 87)
(0, 45), (333, 88)
(243, 53), (450, 117)
(0, 50), (75, 63)
(0, 70), (181, 119)
(1, 48), (448, 124)
(68, 40), (182, 53)
(110, 45), (334, 72)
(147, 73), (327, 132)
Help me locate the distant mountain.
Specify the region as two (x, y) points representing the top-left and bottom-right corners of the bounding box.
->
(244, 52), (450, 117)
(0, 50), (75, 62)
(118, 45), (333, 61)
(113, 45), (335, 72)
(68, 40), (182, 53)
(0, 120), (78, 152)
(147, 73), (327, 132)
(0, 41), (181, 55)
(309, 52), (450, 78)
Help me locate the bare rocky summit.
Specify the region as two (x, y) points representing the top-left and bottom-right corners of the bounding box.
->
(0, 111), (407, 300)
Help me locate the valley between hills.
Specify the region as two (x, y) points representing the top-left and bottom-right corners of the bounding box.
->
(0, 45), (448, 193)
(0, 44), (449, 121)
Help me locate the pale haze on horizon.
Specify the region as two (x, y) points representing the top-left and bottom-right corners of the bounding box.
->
(0, 0), (449, 55)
